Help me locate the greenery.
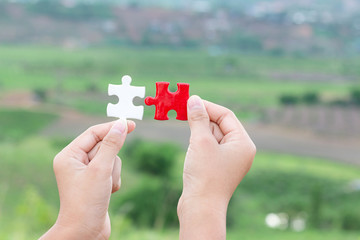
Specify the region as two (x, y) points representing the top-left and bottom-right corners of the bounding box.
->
(0, 45), (359, 239)
(279, 90), (360, 107)
(279, 94), (299, 105)
(350, 88), (360, 106)
(115, 139), (182, 228)
(0, 134), (359, 239)
(302, 92), (320, 105)
(33, 88), (48, 102)
(0, 46), (357, 119)
(0, 109), (57, 142)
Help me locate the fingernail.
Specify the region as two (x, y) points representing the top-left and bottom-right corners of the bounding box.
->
(188, 95), (204, 111)
(111, 119), (126, 134)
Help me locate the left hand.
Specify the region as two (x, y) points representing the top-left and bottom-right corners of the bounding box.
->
(40, 119), (135, 240)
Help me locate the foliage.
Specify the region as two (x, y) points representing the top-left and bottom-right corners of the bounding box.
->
(0, 186), (57, 239)
(0, 45), (359, 238)
(33, 88), (48, 102)
(302, 92), (319, 105)
(125, 139), (181, 178)
(0, 137), (59, 239)
(350, 88), (360, 106)
(86, 82), (100, 93)
(115, 139), (182, 228)
(279, 92), (319, 106)
(278, 90), (360, 106)
(279, 94), (299, 105)
(0, 134), (359, 238)
(112, 176), (181, 229)
(228, 152), (360, 232)
(341, 210), (360, 231)
(233, 170), (342, 229)
(0, 46), (353, 119)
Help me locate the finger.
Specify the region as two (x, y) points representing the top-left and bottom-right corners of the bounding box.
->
(90, 119), (127, 174)
(88, 142), (101, 162)
(203, 100), (245, 137)
(187, 95), (212, 140)
(111, 156), (122, 193)
(210, 121), (224, 143)
(67, 120), (135, 155)
(87, 120), (135, 161)
(127, 120), (136, 134)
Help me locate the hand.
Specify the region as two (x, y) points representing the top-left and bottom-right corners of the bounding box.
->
(178, 96), (256, 240)
(40, 120), (135, 240)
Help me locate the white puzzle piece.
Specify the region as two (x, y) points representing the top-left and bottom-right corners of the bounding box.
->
(107, 75), (145, 120)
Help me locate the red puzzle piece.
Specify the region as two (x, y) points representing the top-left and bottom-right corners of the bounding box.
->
(145, 82), (190, 121)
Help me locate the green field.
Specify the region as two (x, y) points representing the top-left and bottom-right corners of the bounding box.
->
(0, 46), (359, 239)
(0, 46), (357, 118)
(0, 133), (359, 239)
(0, 109), (57, 141)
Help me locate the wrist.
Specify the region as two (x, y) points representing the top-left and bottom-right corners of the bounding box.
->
(177, 194), (228, 240)
(40, 223), (83, 240)
(177, 193), (229, 222)
(40, 221), (106, 240)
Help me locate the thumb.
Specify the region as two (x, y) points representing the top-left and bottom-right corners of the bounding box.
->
(187, 95), (212, 139)
(91, 119), (127, 173)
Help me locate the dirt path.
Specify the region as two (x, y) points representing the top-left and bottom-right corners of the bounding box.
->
(246, 124), (360, 166)
(41, 110), (360, 166)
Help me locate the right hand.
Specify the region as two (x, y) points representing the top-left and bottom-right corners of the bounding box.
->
(178, 96), (256, 239)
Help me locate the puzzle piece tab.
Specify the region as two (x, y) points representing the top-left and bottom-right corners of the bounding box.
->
(145, 82), (189, 121)
(107, 75), (145, 120)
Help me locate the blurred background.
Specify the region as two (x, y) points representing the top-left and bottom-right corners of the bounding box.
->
(0, 0), (359, 239)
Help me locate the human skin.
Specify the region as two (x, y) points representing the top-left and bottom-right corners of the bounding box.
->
(177, 95), (256, 240)
(40, 119), (135, 240)
(40, 96), (255, 240)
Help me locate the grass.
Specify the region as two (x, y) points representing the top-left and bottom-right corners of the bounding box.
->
(228, 229), (360, 240)
(1, 135), (359, 239)
(0, 45), (359, 239)
(0, 109), (58, 141)
(0, 133), (359, 239)
(0, 46), (357, 119)
(253, 152), (360, 181)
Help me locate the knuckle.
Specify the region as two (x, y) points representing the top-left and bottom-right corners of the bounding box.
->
(226, 109), (236, 118)
(86, 125), (96, 135)
(242, 141), (256, 160)
(226, 110), (240, 123)
(87, 126), (102, 142)
(243, 141), (256, 172)
(87, 125), (96, 132)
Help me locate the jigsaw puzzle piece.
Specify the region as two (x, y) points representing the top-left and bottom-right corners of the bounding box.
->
(145, 82), (189, 121)
(107, 75), (145, 120)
